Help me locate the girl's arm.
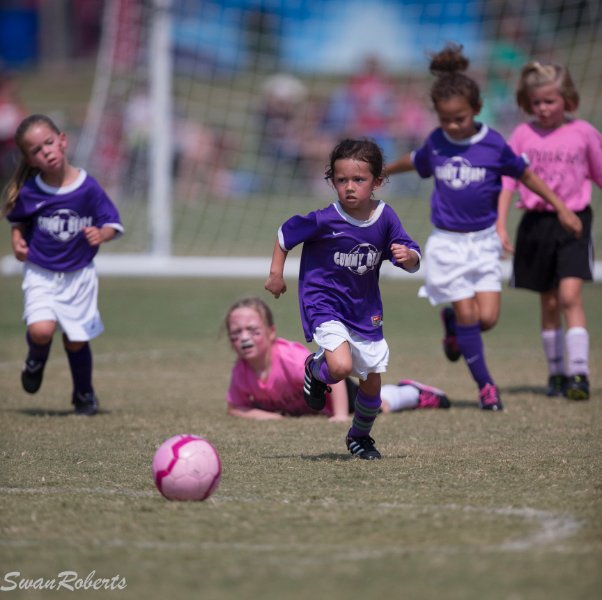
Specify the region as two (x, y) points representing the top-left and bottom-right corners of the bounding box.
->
(11, 224), (29, 262)
(383, 153), (415, 176)
(265, 239), (288, 298)
(496, 188), (515, 254)
(227, 406), (284, 420)
(520, 169), (582, 237)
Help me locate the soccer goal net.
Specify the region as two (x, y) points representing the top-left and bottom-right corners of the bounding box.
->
(60, 1), (602, 276)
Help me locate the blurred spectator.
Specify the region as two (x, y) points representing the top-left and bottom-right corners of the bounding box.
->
(257, 73), (308, 188)
(122, 87), (152, 197)
(321, 55), (397, 160)
(173, 116), (236, 200)
(390, 81), (435, 153)
(0, 71), (27, 184)
(483, 14), (531, 136)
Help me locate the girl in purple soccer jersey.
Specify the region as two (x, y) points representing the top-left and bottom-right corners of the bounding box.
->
(384, 44), (582, 411)
(1, 114), (123, 415)
(497, 61), (602, 401)
(265, 138), (421, 459)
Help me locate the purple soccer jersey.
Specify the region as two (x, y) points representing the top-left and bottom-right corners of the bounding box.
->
(278, 201), (421, 342)
(7, 170), (123, 272)
(413, 124), (528, 232)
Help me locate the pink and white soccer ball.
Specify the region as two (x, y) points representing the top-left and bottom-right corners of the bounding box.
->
(152, 434), (221, 501)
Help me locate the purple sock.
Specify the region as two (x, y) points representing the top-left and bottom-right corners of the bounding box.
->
(26, 332), (52, 363)
(312, 357), (339, 385)
(65, 343), (94, 394)
(348, 389), (381, 438)
(455, 323), (493, 389)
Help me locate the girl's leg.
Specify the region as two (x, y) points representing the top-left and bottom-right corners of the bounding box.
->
(304, 342), (351, 411)
(539, 289), (566, 395)
(63, 334), (98, 415)
(22, 320), (56, 394)
(558, 277), (589, 399)
(347, 372), (382, 459)
(441, 291), (499, 361)
(453, 296), (502, 410)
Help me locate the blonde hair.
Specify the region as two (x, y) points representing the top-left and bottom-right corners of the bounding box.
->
(224, 297), (275, 333)
(516, 61), (579, 114)
(1, 114), (61, 218)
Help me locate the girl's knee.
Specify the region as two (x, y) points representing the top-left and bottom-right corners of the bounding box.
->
(28, 322), (55, 345)
(480, 314), (498, 331)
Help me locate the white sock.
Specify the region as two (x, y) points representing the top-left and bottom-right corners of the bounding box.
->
(541, 329), (564, 375)
(565, 327), (589, 376)
(380, 384), (419, 411)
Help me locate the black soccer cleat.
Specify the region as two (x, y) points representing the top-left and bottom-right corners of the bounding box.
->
(303, 354), (330, 411)
(72, 391), (99, 416)
(346, 435), (382, 460)
(21, 358), (46, 394)
(546, 374), (567, 397)
(563, 374), (589, 401)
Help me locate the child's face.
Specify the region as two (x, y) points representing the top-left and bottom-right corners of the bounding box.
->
(435, 95), (479, 141)
(332, 158), (381, 220)
(227, 307), (275, 363)
(527, 83), (566, 129)
(20, 123), (68, 174)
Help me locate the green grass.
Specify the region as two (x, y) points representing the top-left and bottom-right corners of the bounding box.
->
(0, 276), (601, 600)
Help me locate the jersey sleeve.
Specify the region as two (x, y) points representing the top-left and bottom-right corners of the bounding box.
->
(91, 180), (125, 237)
(585, 122), (602, 188)
(385, 205), (421, 272)
(278, 211), (320, 251)
(411, 145), (433, 179)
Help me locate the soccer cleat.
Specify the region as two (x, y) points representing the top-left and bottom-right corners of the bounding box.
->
(21, 358), (46, 394)
(546, 374), (567, 397)
(478, 383), (503, 411)
(72, 391), (99, 416)
(563, 374), (590, 401)
(303, 354), (331, 411)
(398, 379), (450, 409)
(440, 307), (461, 362)
(346, 435), (382, 460)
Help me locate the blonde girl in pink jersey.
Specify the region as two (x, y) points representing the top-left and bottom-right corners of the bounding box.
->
(497, 61), (602, 400)
(225, 297), (449, 421)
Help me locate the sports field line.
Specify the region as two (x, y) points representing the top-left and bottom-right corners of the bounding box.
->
(0, 348), (193, 372)
(1, 486), (581, 555)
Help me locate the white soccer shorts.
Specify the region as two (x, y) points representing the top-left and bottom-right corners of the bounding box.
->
(22, 262), (104, 341)
(418, 225), (503, 306)
(313, 320), (389, 381)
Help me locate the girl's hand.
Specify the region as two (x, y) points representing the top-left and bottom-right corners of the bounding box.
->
(558, 208), (583, 238)
(327, 413), (351, 423)
(390, 243), (418, 269)
(495, 224), (514, 255)
(265, 274), (287, 298)
(82, 226), (104, 247)
(12, 237), (28, 262)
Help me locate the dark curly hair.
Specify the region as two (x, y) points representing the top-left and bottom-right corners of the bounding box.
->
(324, 138), (385, 182)
(429, 43), (482, 112)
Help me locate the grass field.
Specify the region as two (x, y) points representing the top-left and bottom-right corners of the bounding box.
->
(0, 276), (601, 600)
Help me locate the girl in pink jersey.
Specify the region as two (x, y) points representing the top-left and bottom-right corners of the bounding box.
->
(497, 62), (602, 400)
(225, 297), (449, 421)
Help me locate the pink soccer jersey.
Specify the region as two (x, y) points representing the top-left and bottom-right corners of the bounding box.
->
(501, 119), (602, 212)
(227, 338), (333, 416)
